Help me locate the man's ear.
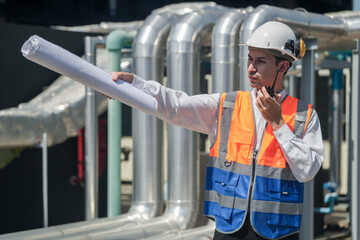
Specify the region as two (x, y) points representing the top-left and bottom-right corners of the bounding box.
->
(279, 61), (290, 73)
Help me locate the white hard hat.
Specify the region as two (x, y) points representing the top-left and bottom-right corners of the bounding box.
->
(246, 21), (305, 62)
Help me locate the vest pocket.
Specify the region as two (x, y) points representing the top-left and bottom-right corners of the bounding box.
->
(213, 173), (239, 220)
(267, 213), (301, 227)
(268, 180), (302, 203)
(231, 131), (252, 164)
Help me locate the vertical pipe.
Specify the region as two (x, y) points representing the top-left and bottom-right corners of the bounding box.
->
(354, 0), (360, 11)
(131, 12), (180, 219)
(299, 38), (318, 240)
(107, 52), (122, 217)
(166, 10), (225, 229)
(108, 0), (117, 17)
(167, 31), (200, 231)
(288, 66), (298, 98)
(106, 30), (132, 217)
(330, 69), (344, 187)
(350, 39), (360, 240)
(84, 36), (99, 220)
(42, 132), (48, 228)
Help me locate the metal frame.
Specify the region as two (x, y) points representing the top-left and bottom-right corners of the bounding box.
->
(350, 39), (360, 240)
(84, 36), (106, 220)
(299, 38), (318, 240)
(41, 132), (48, 227)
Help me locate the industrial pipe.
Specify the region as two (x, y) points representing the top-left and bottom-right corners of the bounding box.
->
(106, 29), (134, 217)
(330, 68), (344, 187)
(84, 36), (106, 220)
(130, 11), (180, 220)
(211, 8), (249, 92)
(149, 8), (252, 240)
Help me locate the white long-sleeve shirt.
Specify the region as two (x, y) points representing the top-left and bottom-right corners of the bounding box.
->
(131, 75), (324, 183)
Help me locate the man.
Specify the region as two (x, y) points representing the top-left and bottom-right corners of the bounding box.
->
(111, 21), (323, 240)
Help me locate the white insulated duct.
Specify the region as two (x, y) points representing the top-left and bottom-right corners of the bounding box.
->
(239, 4), (360, 91)
(0, 76), (107, 148)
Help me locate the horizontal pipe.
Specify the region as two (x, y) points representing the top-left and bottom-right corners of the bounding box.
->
(143, 221), (215, 240)
(0, 75), (107, 148)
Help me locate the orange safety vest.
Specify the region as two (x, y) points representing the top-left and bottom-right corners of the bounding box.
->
(204, 91), (312, 239)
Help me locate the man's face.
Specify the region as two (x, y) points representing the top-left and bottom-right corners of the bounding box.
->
(247, 48), (279, 90)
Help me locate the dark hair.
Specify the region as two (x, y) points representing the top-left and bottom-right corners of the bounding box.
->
(274, 56), (292, 75)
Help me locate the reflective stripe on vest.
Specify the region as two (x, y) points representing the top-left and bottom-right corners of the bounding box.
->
(204, 91), (312, 239)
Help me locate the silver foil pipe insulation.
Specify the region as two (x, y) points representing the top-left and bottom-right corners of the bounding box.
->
(143, 221), (216, 240)
(0, 76), (107, 148)
(84, 36), (105, 221)
(153, 8), (253, 240)
(51, 20), (144, 35)
(130, 11), (181, 222)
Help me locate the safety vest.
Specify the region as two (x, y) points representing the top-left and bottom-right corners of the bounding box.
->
(204, 91), (312, 239)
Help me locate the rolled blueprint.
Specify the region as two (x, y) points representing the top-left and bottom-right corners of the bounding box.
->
(21, 35), (158, 114)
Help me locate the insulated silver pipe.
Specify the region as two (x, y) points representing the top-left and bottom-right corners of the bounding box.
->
(131, 4), (232, 224)
(130, 11), (181, 221)
(147, 9), (252, 240)
(152, 2), (218, 15)
(165, 5), (226, 232)
(239, 5), (360, 90)
(84, 36), (105, 220)
(150, 9), (250, 240)
(143, 221), (215, 240)
(212, 8), (249, 92)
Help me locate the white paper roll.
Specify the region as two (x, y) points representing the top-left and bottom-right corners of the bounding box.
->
(21, 35), (158, 114)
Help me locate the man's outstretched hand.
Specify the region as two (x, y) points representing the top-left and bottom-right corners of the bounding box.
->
(111, 72), (134, 83)
(102, 72), (135, 100)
